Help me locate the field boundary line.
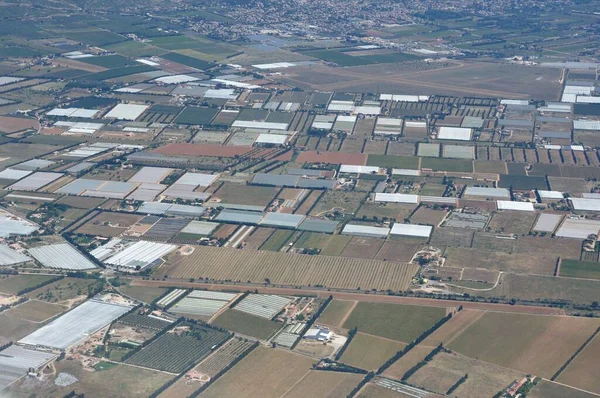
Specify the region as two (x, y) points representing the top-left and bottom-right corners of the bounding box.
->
(541, 378), (600, 397)
(443, 309), (487, 346)
(357, 331), (410, 346)
(278, 368), (312, 398)
(337, 300), (358, 328)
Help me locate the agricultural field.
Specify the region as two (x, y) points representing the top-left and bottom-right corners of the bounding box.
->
(174, 107), (219, 125)
(341, 237), (385, 260)
(375, 241), (420, 262)
(448, 312), (600, 378)
(341, 332), (407, 370)
(556, 333), (600, 394)
(343, 302), (447, 342)
(159, 338), (256, 397)
(157, 246), (418, 291)
(407, 350), (525, 397)
(125, 324), (230, 373)
(487, 211), (537, 235)
(0, 314), (39, 342)
(410, 207), (447, 226)
(212, 309), (281, 340)
(529, 380), (599, 398)
(214, 183), (279, 207)
(421, 158), (473, 173)
(309, 190), (367, 217)
(259, 229), (294, 251)
(318, 299), (356, 327)
(4, 299), (67, 322)
(200, 347), (315, 398)
(26, 277), (105, 304)
(366, 154), (419, 169)
(559, 259), (600, 280)
(356, 202), (416, 221)
(120, 285), (168, 303)
(283, 370), (363, 398)
(0, 275), (56, 295)
(10, 360), (173, 398)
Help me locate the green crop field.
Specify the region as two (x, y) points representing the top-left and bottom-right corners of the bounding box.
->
(560, 259), (600, 280)
(80, 55), (135, 68)
(81, 65), (156, 81)
(160, 52), (214, 70)
(64, 30), (127, 46)
(302, 49), (421, 67)
(366, 155), (419, 169)
(259, 229), (294, 251)
(0, 275), (55, 295)
(343, 302), (446, 342)
(174, 107), (219, 125)
(212, 309), (281, 340)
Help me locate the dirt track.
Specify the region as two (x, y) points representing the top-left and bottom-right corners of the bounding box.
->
(131, 279), (566, 316)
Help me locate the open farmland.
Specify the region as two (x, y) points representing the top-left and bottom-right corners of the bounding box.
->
(200, 346), (315, 398)
(559, 259), (600, 280)
(341, 332), (407, 370)
(0, 275), (56, 295)
(343, 302), (447, 342)
(556, 332), (600, 394)
(125, 325), (230, 373)
(318, 299), (356, 327)
(309, 190), (367, 217)
(212, 309), (281, 340)
(214, 183), (279, 207)
(120, 285), (168, 303)
(407, 350), (525, 397)
(157, 246), (418, 291)
(282, 370), (363, 398)
(487, 211), (537, 235)
(4, 300), (67, 322)
(529, 380), (599, 398)
(448, 312), (600, 378)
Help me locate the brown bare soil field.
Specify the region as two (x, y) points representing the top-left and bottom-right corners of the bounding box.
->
(0, 116), (39, 133)
(530, 380), (598, 398)
(410, 207), (447, 226)
(153, 143), (252, 157)
(55, 196), (106, 209)
(294, 190), (322, 214)
(76, 211), (143, 237)
(212, 224), (238, 240)
(375, 241), (419, 262)
(297, 151), (367, 165)
(387, 142), (416, 156)
(340, 138), (366, 153)
(515, 236), (582, 258)
(157, 246), (418, 291)
(52, 58), (108, 72)
(487, 211), (537, 235)
(341, 237), (386, 260)
(356, 202), (416, 221)
(382, 345), (433, 380)
(461, 268), (499, 283)
(457, 199), (498, 210)
(557, 333), (600, 394)
(449, 312), (600, 378)
(200, 347), (315, 398)
(473, 160), (507, 174)
(243, 227), (275, 250)
(283, 370), (363, 398)
(421, 309), (485, 348)
(444, 247), (557, 275)
(363, 141), (388, 155)
(4, 300), (67, 322)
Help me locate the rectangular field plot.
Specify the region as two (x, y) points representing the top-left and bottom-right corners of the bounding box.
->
(556, 333), (600, 394)
(157, 246), (418, 291)
(407, 350), (525, 397)
(342, 302), (446, 343)
(559, 259), (600, 280)
(4, 300), (66, 322)
(341, 332), (407, 371)
(530, 380), (599, 398)
(200, 347), (315, 398)
(0, 275), (57, 295)
(448, 312), (600, 378)
(317, 300), (356, 327)
(487, 211), (537, 235)
(282, 370), (363, 398)
(125, 324), (230, 373)
(212, 309), (282, 340)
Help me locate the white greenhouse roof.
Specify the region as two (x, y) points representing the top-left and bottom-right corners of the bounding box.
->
(556, 218), (600, 239)
(339, 165), (380, 174)
(255, 133), (288, 145)
(231, 120), (288, 130)
(342, 224), (390, 238)
(570, 198), (600, 211)
(464, 186), (510, 198)
(0, 244), (31, 266)
(438, 126), (472, 141)
(497, 201), (535, 211)
(154, 74), (199, 84)
(28, 243), (97, 270)
(104, 104), (149, 121)
(538, 190), (564, 199)
(373, 193), (419, 204)
(19, 299), (133, 350)
(390, 223), (432, 238)
(104, 240), (177, 269)
(392, 169), (420, 176)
